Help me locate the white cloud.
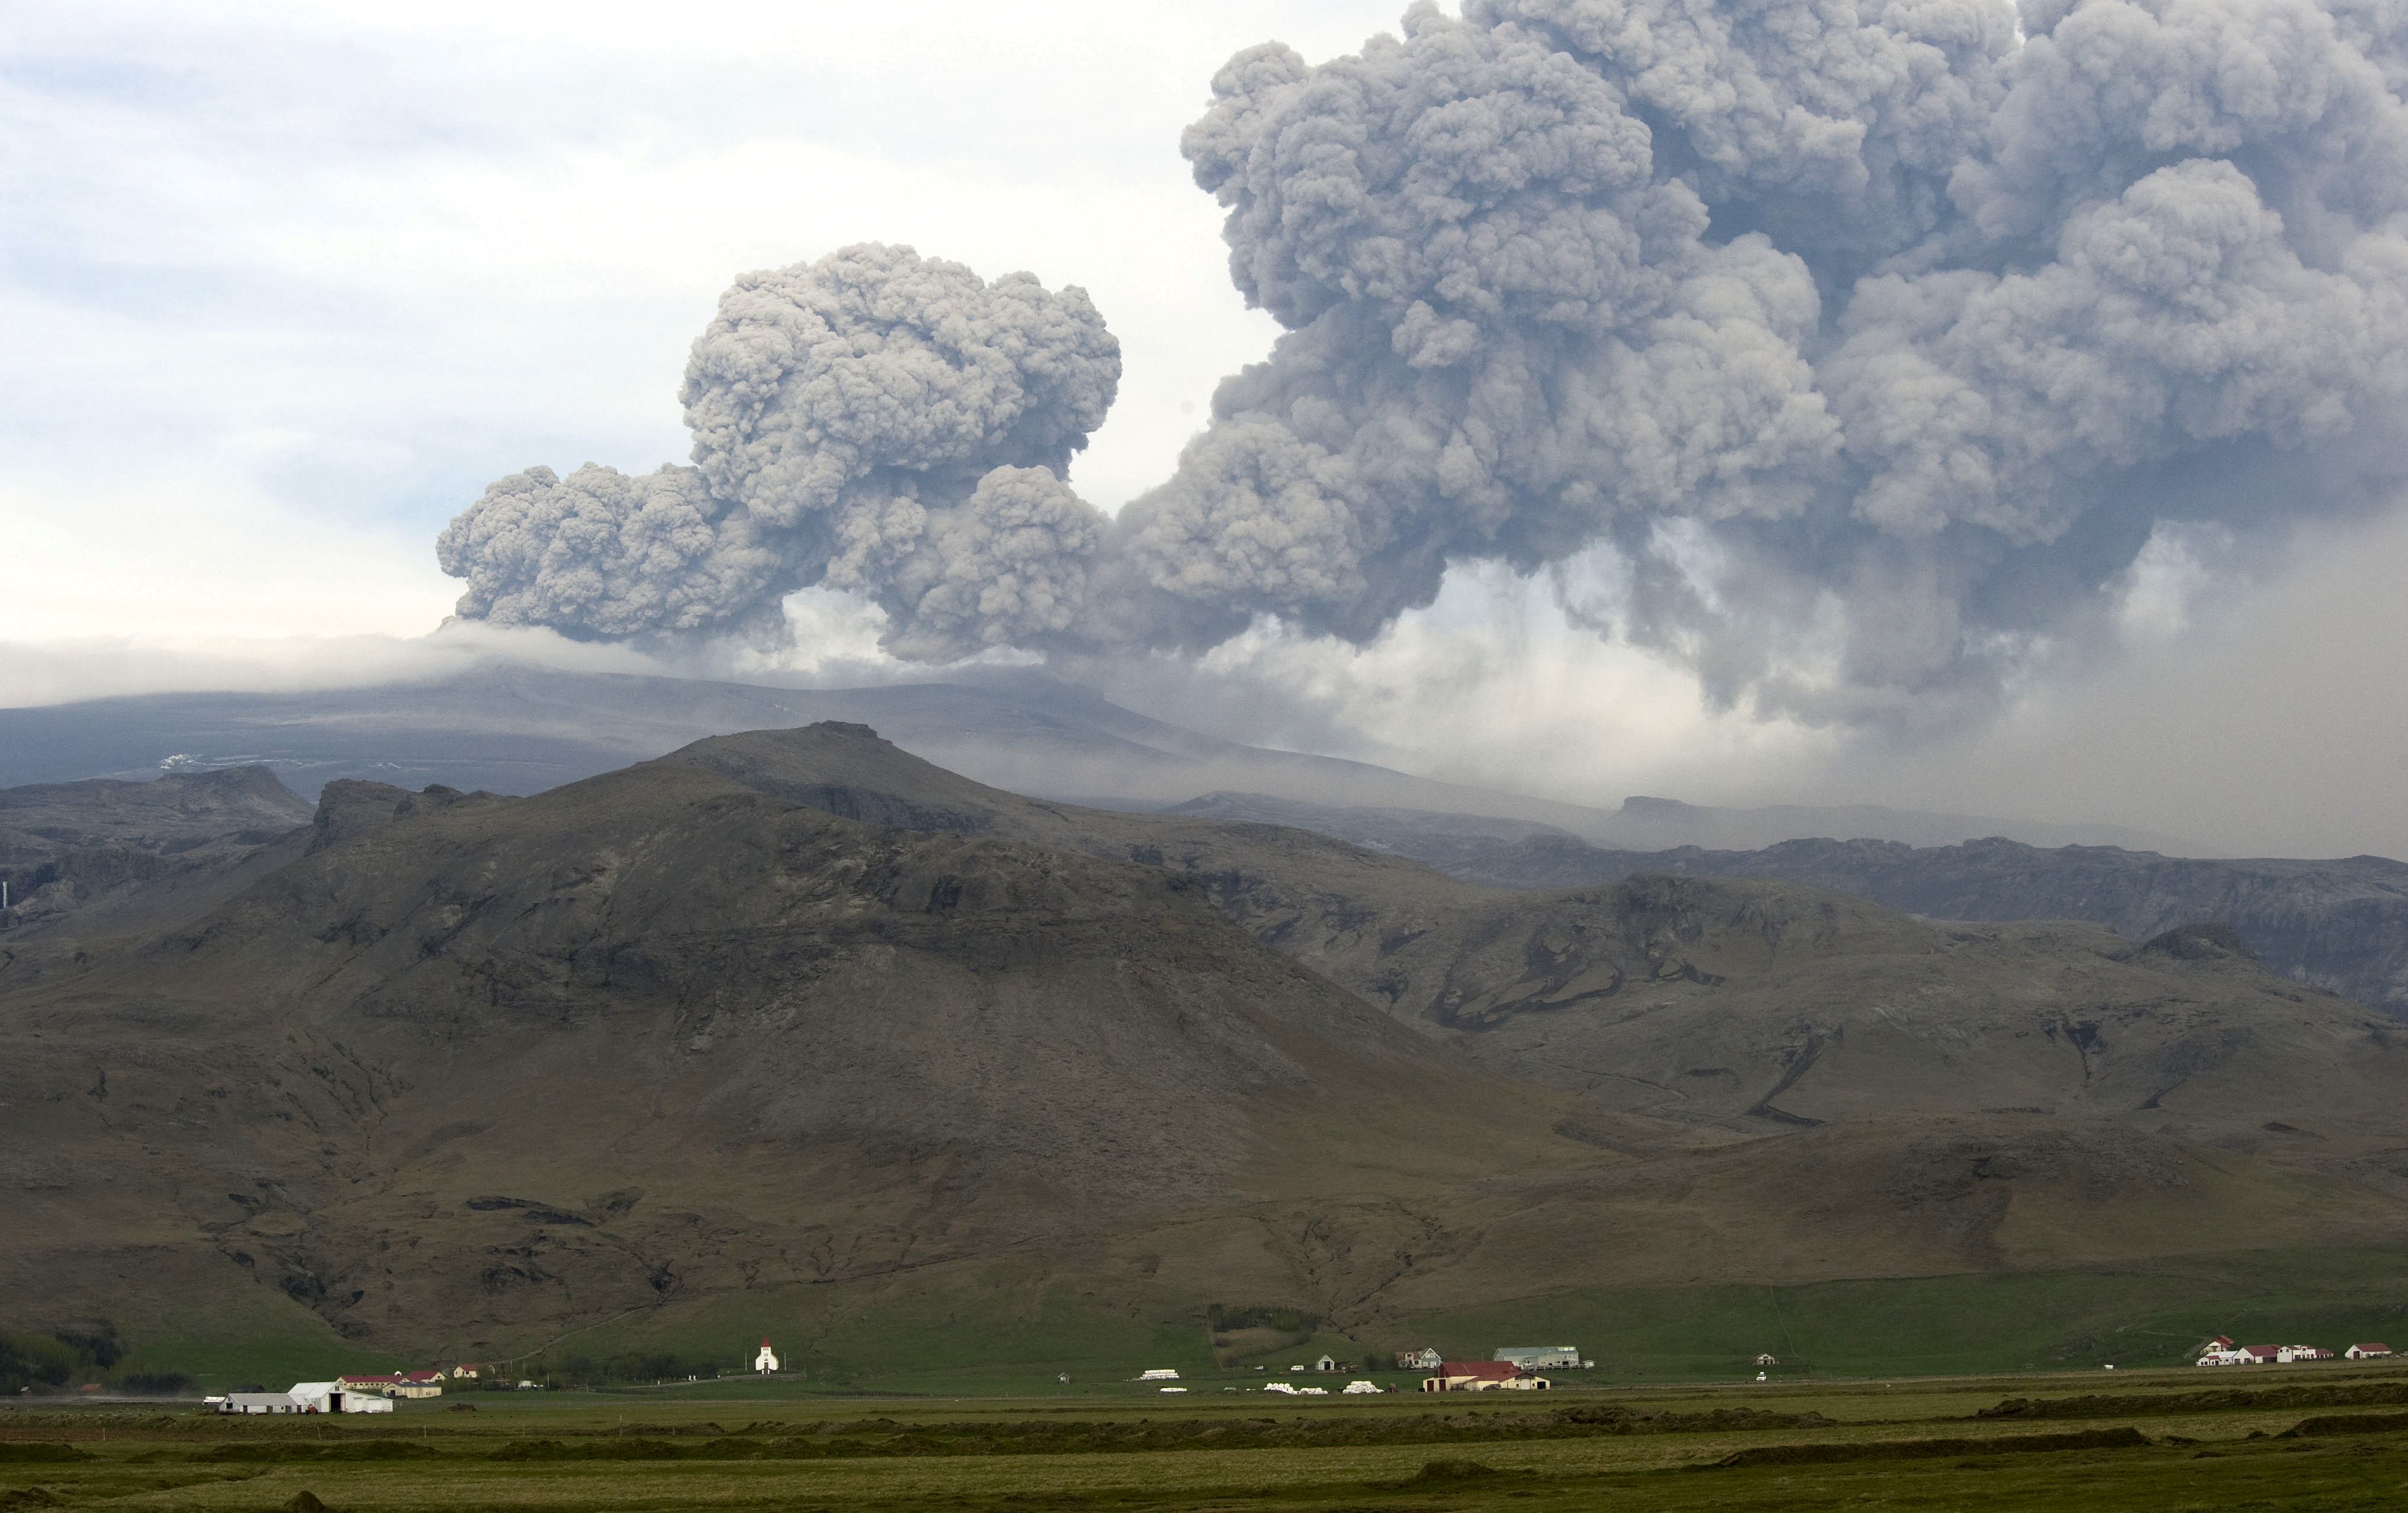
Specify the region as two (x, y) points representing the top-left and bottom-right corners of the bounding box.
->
(1075, 559), (1841, 812)
(0, 466), (460, 645)
(2113, 520), (2241, 644)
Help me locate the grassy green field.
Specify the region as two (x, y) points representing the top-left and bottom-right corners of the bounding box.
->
(8, 1361), (2408, 1512)
(1396, 1245), (2408, 1380)
(101, 1243), (2408, 1398)
(569, 1243), (2408, 1391)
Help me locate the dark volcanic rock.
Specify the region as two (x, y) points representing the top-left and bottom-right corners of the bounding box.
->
(1443, 835), (2408, 1015)
(304, 780), (503, 854)
(0, 766), (314, 937)
(1145, 797), (2408, 1017)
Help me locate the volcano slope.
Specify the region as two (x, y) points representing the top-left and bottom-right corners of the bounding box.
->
(661, 728), (2408, 1280)
(664, 726), (2408, 1135)
(5, 726), (2408, 1361)
(0, 755), (1593, 1352)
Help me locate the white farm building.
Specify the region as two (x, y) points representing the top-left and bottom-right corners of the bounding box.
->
(1493, 1346), (1583, 1371)
(210, 1382), (393, 1414)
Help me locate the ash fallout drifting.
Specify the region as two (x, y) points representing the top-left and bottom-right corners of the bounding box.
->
(436, 0), (2408, 729)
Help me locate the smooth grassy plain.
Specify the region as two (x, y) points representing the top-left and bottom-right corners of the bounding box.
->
(9, 1360), (2408, 1512)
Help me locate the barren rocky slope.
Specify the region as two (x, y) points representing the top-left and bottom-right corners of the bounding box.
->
(1445, 834), (2408, 1017)
(0, 765), (313, 938)
(0, 753), (1577, 1350)
(5, 726), (2407, 1359)
(1166, 793), (2408, 1018)
(666, 727), (2408, 1146)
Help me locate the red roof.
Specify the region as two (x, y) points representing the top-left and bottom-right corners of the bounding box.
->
(2210, 1335), (2233, 1347)
(2351, 1343), (2393, 1352)
(1436, 1361), (1520, 1379)
(403, 1372), (444, 1382)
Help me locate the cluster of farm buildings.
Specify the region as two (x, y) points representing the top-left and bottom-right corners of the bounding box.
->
(1398, 1345), (1588, 1392)
(1148, 1345), (1591, 1394)
(208, 1363), (524, 1414)
(2196, 1337), (2391, 1366)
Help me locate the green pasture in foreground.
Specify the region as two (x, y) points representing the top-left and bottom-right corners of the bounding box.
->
(90, 1243), (2408, 1396)
(8, 1360), (2408, 1512)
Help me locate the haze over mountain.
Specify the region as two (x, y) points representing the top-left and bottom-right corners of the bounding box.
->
(6, 723), (2404, 1361)
(0, 664), (2191, 853)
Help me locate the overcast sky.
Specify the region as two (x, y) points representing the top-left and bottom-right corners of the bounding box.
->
(1, 1), (1388, 630)
(5, 0), (2407, 858)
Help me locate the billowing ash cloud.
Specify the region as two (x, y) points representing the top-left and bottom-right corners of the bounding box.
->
(1116, 0), (2408, 720)
(440, 243), (1120, 653)
(437, 463), (792, 641)
(442, 0), (2408, 724)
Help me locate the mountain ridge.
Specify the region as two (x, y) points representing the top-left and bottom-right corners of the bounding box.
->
(5, 722), (2402, 1365)
(1165, 793), (2408, 1018)
(1438, 832), (2408, 1017)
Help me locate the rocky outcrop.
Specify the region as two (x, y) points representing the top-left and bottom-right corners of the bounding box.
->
(303, 780), (500, 854)
(0, 766), (313, 937)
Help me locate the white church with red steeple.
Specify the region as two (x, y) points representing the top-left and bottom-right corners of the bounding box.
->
(754, 1338), (778, 1374)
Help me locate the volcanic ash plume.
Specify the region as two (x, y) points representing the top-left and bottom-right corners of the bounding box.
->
(439, 243), (1121, 654)
(441, 0), (2408, 723)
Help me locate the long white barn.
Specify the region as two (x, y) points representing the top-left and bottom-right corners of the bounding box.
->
(208, 1382), (394, 1414)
